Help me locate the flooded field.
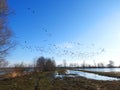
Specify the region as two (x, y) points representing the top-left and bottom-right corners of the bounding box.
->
(55, 69), (120, 81)
(0, 71), (7, 75)
(68, 70), (120, 81)
(79, 68), (120, 72)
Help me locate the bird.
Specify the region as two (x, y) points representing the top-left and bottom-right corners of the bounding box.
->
(42, 27), (47, 32)
(101, 48), (105, 52)
(32, 10), (35, 14)
(27, 8), (35, 14)
(27, 8), (30, 10)
(24, 41), (27, 44)
(43, 40), (47, 42)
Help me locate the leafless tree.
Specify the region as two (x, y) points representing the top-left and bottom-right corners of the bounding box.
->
(45, 58), (56, 71)
(0, 0), (15, 65)
(97, 62), (104, 68)
(36, 57), (46, 72)
(81, 60), (86, 68)
(69, 63), (74, 67)
(0, 58), (8, 67)
(13, 62), (26, 72)
(63, 59), (67, 67)
(36, 56), (56, 72)
(107, 60), (114, 68)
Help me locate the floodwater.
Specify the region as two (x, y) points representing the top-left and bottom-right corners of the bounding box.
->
(54, 71), (76, 78)
(0, 71), (7, 75)
(67, 70), (120, 81)
(79, 68), (120, 72)
(55, 70), (120, 81)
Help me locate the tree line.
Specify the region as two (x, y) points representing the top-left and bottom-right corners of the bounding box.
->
(57, 60), (116, 68)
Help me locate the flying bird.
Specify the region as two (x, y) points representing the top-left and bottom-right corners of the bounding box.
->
(101, 48), (105, 52)
(25, 41), (27, 43)
(27, 8), (30, 10)
(32, 10), (35, 14)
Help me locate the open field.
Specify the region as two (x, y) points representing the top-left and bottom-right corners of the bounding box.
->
(0, 69), (120, 90)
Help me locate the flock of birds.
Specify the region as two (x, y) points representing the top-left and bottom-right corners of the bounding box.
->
(19, 27), (105, 60)
(18, 7), (105, 60)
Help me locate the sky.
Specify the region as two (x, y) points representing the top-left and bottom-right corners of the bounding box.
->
(7, 0), (120, 66)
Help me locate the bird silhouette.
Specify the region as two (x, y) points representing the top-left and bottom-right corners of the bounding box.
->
(27, 8), (30, 10)
(32, 10), (35, 14)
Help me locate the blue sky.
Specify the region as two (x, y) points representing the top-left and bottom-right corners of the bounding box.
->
(7, 0), (120, 66)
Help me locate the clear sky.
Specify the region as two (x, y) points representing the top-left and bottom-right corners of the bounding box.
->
(7, 0), (120, 66)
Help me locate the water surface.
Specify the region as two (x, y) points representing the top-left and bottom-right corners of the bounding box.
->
(79, 68), (120, 72)
(67, 70), (120, 81)
(55, 70), (120, 81)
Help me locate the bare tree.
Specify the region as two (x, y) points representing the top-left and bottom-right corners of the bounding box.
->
(45, 58), (56, 71)
(107, 60), (114, 68)
(0, 58), (8, 67)
(63, 59), (67, 67)
(81, 60), (86, 68)
(97, 62), (104, 68)
(36, 56), (56, 72)
(36, 57), (46, 72)
(0, 0), (15, 67)
(14, 62), (25, 68)
(69, 63), (74, 67)
(13, 62), (26, 73)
